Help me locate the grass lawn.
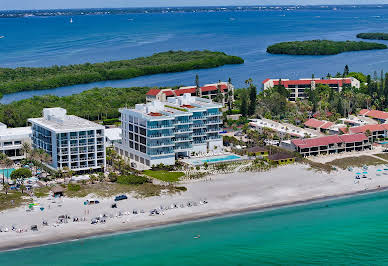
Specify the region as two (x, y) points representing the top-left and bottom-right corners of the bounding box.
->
(375, 153), (388, 161)
(0, 191), (31, 211)
(64, 183), (184, 198)
(34, 187), (51, 198)
(143, 170), (185, 182)
(327, 155), (386, 170)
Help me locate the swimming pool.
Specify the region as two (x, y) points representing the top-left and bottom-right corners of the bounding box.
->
(0, 168), (15, 178)
(380, 141), (388, 145)
(190, 155), (242, 165)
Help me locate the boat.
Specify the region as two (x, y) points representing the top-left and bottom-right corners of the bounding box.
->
(0, 36), (4, 39)
(70, 18), (73, 24)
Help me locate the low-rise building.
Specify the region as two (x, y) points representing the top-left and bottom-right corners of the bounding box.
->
(339, 124), (388, 141)
(262, 77), (360, 101)
(267, 153), (296, 165)
(245, 146), (269, 157)
(359, 109), (388, 123)
(146, 81), (234, 106)
(0, 122), (31, 160)
(28, 108), (106, 172)
(105, 128), (122, 147)
(117, 94), (223, 169)
(304, 118), (334, 133)
(291, 134), (371, 157)
(249, 118), (320, 139)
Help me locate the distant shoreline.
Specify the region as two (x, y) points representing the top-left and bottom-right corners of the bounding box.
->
(1, 5), (388, 18)
(1, 185), (387, 253)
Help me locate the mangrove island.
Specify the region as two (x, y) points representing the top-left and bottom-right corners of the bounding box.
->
(357, 33), (388, 40)
(266, 40), (387, 55)
(0, 50), (244, 96)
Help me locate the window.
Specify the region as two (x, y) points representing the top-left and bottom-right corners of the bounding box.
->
(14, 141), (22, 145)
(3, 142), (12, 146)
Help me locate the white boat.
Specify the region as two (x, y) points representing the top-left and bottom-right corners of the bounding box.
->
(0, 36), (4, 39)
(70, 18), (73, 24)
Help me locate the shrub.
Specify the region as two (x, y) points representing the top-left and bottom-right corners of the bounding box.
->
(117, 175), (149, 185)
(175, 186), (187, 191)
(67, 184), (81, 192)
(108, 172), (118, 182)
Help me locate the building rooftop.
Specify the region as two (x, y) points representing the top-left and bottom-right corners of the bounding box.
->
(28, 108), (104, 133)
(263, 78), (354, 87)
(123, 94), (222, 120)
(146, 82), (229, 97)
(105, 128), (122, 141)
(359, 109), (388, 120)
(292, 133), (368, 149)
(0, 126), (31, 141)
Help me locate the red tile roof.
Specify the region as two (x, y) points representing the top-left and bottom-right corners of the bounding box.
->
(359, 109), (388, 120)
(304, 118), (326, 129)
(292, 134), (367, 148)
(339, 124), (386, 134)
(262, 78), (271, 84)
(146, 89), (161, 96)
(162, 90), (175, 96)
(320, 121), (334, 130)
(339, 134), (368, 143)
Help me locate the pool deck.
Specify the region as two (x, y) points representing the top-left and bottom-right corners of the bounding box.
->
(182, 153), (247, 166)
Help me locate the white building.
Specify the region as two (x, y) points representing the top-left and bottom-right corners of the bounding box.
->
(28, 108), (106, 172)
(0, 122), (31, 160)
(105, 128), (122, 147)
(146, 81), (234, 107)
(116, 94), (223, 169)
(262, 77), (360, 101)
(249, 118), (320, 139)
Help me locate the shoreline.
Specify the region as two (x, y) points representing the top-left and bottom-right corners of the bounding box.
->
(1, 184), (387, 253)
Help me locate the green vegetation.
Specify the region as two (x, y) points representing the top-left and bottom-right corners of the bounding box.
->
(63, 183), (183, 198)
(165, 105), (188, 112)
(67, 183), (81, 192)
(0, 86), (149, 127)
(143, 170), (185, 182)
(10, 168), (32, 180)
(0, 50), (244, 96)
(33, 187), (50, 198)
(267, 40), (387, 55)
(117, 175), (149, 185)
(374, 153), (388, 160)
(0, 192), (31, 211)
(357, 33), (388, 40)
(327, 156), (385, 170)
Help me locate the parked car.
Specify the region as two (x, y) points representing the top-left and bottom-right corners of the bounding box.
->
(114, 195), (128, 201)
(84, 199), (100, 205)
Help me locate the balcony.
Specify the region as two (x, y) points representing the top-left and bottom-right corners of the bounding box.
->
(175, 120), (192, 125)
(148, 151), (174, 156)
(208, 113), (221, 117)
(175, 145), (192, 151)
(148, 142), (174, 147)
(148, 134), (174, 139)
(207, 136), (222, 140)
(192, 116), (205, 120)
(192, 124), (206, 128)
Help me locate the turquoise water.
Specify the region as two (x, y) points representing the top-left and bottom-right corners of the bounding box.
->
(2, 191), (388, 265)
(2, 8), (388, 103)
(0, 168), (15, 178)
(200, 154), (241, 163)
(379, 141), (388, 144)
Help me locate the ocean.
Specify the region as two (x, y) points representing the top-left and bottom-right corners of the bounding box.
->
(1, 191), (388, 265)
(2, 8), (388, 103)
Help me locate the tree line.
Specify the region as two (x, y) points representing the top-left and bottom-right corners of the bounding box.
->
(266, 40), (387, 55)
(0, 50), (244, 96)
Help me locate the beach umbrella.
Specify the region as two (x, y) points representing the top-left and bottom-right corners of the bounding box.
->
(363, 172), (368, 174)
(356, 172), (361, 175)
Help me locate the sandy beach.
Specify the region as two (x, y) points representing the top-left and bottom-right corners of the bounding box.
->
(1, 163), (387, 252)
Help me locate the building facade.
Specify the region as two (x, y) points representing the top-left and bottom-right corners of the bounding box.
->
(0, 122), (31, 160)
(291, 134), (371, 157)
(146, 81), (234, 107)
(117, 94), (223, 169)
(28, 108), (106, 171)
(262, 77), (360, 101)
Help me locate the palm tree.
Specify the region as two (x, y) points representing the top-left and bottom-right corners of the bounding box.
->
(3, 158), (13, 183)
(3, 183), (10, 195)
(0, 153), (6, 184)
(20, 184), (26, 194)
(21, 142), (31, 160)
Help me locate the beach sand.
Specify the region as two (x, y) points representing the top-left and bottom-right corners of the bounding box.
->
(0, 163), (386, 251)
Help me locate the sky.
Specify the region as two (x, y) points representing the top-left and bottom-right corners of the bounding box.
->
(1, 0), (388, 11)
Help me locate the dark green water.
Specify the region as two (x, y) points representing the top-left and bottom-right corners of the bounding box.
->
(2, 191), (388, 265)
